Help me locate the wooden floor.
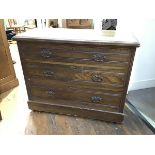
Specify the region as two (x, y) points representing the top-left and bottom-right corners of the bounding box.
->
(24, 104), (153, 135)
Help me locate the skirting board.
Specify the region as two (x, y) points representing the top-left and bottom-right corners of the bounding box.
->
(128, 78), (155, 91)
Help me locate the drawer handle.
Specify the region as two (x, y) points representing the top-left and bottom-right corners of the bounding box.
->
(40, 48), (53, 58)
(93, 54), (106, 62)
(43, 70), (54, 77)
(91, 96), (102, 103)
(91, 74), (103, 82)
(47, 89), (55, 96)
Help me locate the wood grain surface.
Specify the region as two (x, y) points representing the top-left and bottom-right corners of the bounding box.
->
(0, 19), (19, 94)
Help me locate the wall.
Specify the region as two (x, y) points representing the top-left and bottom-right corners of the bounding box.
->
(117, 19), (155, 91)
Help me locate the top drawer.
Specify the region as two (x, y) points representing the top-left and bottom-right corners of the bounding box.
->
(18, 42), (131, 67)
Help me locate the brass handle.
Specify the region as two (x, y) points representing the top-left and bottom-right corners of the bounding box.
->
(47, 89), (55, 96)
(93, 54), (106, 62)
(40, 48), (53, 58)
(91, 74), (103, 82)
(91, 96), (102, 103)
(43, 70), (54, 77)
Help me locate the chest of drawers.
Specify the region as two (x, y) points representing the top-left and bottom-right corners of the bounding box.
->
(14, 29), (139, 123)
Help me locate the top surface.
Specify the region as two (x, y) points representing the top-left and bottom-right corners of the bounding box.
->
(13, 28), (140, 47)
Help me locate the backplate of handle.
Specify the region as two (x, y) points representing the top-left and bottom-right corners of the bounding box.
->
(43, 70), (54, 77)
(93, 54), (106, 62)
(47, 89), (55, 96)
(91, 74), (103, 82)
(40, 48), (53, 58)
(91, 96), (102, 103)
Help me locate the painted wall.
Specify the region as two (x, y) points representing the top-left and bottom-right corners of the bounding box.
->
(117, 19), (155, 91)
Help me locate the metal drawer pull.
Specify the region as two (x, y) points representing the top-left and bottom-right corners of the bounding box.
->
(43, 70), (54, 77)
(93, 54), (106, 62)
(91, 96), (102, 103)
(92, 74), (103, 82)
(47, 89), (55, 96)
(40, 48), (53, 58)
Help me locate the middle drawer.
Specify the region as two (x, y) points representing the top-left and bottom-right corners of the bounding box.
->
(24, 62), (126, 90)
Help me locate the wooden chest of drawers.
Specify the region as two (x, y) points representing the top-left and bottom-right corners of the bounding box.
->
(14, 29), (139, 123)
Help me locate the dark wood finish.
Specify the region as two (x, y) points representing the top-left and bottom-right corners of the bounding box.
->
(18, 42), (131, 68)
(24, 104), (153, 135)
(14, 29), (139, 123)
(28, 100), (124, 123)
(27, 79), (122, 108)
(0, 19), (19, 94)
(24, 62), (126, 88)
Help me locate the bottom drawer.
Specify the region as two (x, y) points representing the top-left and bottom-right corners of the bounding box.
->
(27, 80), (123, 112)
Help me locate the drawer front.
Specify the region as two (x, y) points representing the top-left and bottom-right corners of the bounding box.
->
(24, 62), (127, 89)
(28, 86), (122, 113)
(29, 87), (120, 111)
(27, 77), (123, 108)
(18, 42), (131, 67)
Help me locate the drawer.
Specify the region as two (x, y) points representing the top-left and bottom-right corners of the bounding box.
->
(27, 77), (125, 93)
(24, 62), (127, 90)
(28, 82), (121, 111)
(27, 77), (123, 108)
(18, 42), (131, 67)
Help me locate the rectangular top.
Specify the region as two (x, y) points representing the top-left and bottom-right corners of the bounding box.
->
(13, 28), (140, 47)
